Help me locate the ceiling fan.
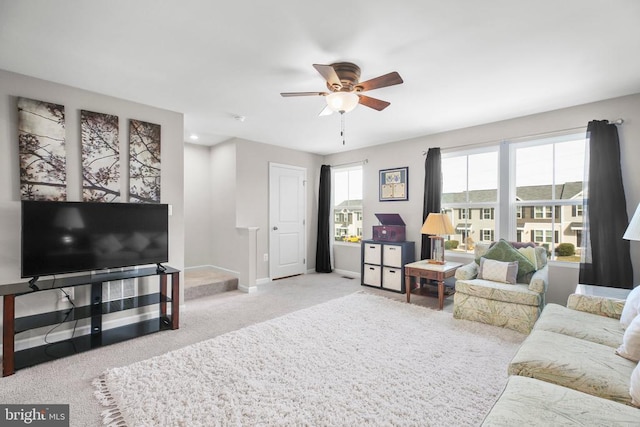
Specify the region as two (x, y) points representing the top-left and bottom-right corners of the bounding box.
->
(280, 62), (403, 115)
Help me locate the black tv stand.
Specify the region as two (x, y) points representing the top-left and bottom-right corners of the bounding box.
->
(156, 263), (167, 273)
(1, 266), (180, 377)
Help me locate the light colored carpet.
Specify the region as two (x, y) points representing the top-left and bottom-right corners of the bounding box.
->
(184, 267), (238, 300)
(93, 292), (524, 426)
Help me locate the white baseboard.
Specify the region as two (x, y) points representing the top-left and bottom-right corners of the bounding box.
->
(238, 284), (257, 293)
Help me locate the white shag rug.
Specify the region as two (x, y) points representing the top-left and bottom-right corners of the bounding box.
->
(93, 292), (524, 426)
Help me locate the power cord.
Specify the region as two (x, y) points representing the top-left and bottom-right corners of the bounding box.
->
(43, 286), (77, 345)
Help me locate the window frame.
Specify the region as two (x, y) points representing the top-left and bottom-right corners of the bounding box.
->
(331, 165), (363, 245)
(510, 133), (586, 261)
(441, 146), (500, 254)
(441, 131), (586, 262)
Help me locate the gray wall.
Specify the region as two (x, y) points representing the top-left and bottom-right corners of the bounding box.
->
(184, 143), (213, 266)
(324, 93), (640, 305)
(0, 69), (185, 324)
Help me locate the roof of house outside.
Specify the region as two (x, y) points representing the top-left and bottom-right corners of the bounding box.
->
(335, 199), (363, 210)
(442, 182), (583, 203)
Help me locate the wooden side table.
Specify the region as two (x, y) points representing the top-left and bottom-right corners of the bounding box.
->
(405, 260), (462, 310)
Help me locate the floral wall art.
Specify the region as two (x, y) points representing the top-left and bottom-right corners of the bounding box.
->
(81, 110), (120, 202)
(129, 119), (161, 203)
(18, 97), (67, 201)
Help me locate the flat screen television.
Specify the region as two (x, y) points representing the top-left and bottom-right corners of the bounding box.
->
(21, 201), (169, 279)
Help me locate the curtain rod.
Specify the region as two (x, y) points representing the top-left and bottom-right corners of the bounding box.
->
(331, 159), (368, 167)
(422, 118), (624, 155)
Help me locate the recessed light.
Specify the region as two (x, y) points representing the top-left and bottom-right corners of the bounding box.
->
(190, 134), (199, 140)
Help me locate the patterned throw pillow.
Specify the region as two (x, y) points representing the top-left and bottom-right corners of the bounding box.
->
(534, 246), (548, 268)
(518, 247), (539, 270)
(480, 239), (536, 281)
(477, 258), (518, 284)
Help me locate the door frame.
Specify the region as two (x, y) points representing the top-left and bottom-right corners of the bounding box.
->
(268, 162), (307, 280)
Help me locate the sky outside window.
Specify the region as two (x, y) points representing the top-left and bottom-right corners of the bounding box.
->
(334, 168), (362, 205)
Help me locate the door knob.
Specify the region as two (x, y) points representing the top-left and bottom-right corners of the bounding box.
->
(273, 226), (278, 230)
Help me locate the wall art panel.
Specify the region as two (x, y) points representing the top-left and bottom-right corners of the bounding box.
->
(81, 110), (120, 202)
(17, 97), (67, 200)
(129, 119), (161, 203)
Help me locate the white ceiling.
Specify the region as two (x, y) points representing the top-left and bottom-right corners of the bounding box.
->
(1, 1), (639, 155)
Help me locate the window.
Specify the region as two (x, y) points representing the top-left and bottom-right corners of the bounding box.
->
(442, 148), (499, 253)
(572, 205), (583, 217)
(332, 166), (363, 243)
(442, 132), (586, 261)
(481, 229), (494, 241)
(533, 229), (553, 243)
(514, 134), (585, 261)
(516, 206), (523, 219)
(534, 206), (552, 219)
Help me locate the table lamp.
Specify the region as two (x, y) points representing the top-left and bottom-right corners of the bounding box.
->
(623, 203), (640, 241)
(421, 213), (455, 264)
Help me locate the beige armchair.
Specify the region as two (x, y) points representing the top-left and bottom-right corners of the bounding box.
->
(453, 240), (548, 334)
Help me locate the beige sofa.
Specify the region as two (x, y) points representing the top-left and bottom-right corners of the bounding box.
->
(482, 293), (640, 425)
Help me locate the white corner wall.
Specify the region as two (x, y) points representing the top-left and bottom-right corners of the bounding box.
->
(0, 69), (185, 317)
(184, 143), (213, 267)
(234, 139), (324, 280)
(324, 93), (640, 305)
(184, 138), (324, 282)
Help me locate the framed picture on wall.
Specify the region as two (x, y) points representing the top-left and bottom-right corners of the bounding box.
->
(379, 167), (408, 201)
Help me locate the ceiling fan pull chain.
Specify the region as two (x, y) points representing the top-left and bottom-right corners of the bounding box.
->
(341, 112), (346, 145)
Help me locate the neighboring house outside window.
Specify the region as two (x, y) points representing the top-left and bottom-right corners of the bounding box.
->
(441, 132), (586, 262)
(332, 166), (363, 243)
(481, 229), (495, 241)
(442, 148), (499, 252)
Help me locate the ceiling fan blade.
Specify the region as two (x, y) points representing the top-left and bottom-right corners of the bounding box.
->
(319, 105), (333, 116)
(356, 71), (403, 92)
(280, 91), (329, 97)
(358, 95), (391, 111)
(313, 64), (342, 89)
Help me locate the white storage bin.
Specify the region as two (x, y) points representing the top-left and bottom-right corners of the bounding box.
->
(363, 243), (382, 265)
(383, 245), (403, 268)
(383, 267), (402, 291)
(363, 264), (381, 286)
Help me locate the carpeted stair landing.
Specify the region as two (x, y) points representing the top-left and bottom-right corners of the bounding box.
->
(184, 268), (238, 300)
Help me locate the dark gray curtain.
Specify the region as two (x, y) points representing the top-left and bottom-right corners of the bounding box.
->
(579, 120), (632, 288)
(315, 165), (332, 273)
(421, 148), (442, 259)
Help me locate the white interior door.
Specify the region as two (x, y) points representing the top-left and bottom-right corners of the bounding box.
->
(269, 163), (306, 280)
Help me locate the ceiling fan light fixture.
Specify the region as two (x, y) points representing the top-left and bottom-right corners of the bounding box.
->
(326, 92), (359, 113)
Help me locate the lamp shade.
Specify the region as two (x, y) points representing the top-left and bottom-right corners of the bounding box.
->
(421, 213), (455, 235)
(623, 203), (640, 241)
(326, 92), (359, 113)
